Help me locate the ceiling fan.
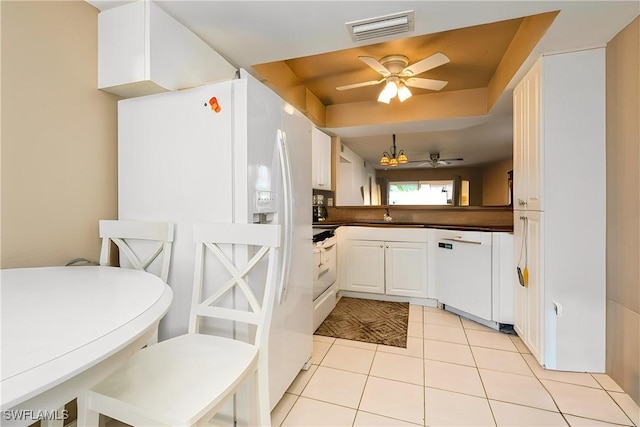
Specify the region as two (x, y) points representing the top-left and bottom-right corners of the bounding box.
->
(407, 153), (464, 168)
(336, 52), (450, 103)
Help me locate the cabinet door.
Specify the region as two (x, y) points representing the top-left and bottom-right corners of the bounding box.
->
(513, 80), (527, 209)
(385, 241), (428, 298)
(312, 128), (331, 190)
(513, 60), (542, 211)
(514, 211), (544, 364)
(343, 240), (385, 294)
(525, 63), (542, 211)
(513, 215), (527, 338)
(525, 211), (543, 364)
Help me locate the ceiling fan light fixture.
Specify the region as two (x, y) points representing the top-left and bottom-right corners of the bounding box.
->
(397, 83), (412, 102)
(389, 157), (399, 167)
(383, 79), (398, 98)
(380, 152), (390, 166)
(377, 90), (392, 104)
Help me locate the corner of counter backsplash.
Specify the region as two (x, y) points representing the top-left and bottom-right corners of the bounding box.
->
(325, 206), (513, 227)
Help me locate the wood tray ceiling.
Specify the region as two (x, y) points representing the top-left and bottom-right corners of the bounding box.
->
(253, 11), (557, 129)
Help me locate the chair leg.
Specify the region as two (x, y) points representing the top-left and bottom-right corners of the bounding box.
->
(77, 395), (100, 427)
(255, 368), (271, 427)
(146, 328), (159, 346)
(40, 410), (63, 427)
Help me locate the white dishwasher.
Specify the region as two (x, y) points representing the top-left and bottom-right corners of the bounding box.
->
(435, 230), (493, 321)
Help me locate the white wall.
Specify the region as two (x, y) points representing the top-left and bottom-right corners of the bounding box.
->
(336, 143), (377, 206)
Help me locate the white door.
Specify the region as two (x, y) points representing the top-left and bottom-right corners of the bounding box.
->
(524, 211), (544, 365)
(513, 213), (527, 338)
(513, 79), (527, 209)
(344, 240), (385, 294)
(385, 241), (428, 298)
(513, 60), (542, 212)
(525, 61), (542, 211)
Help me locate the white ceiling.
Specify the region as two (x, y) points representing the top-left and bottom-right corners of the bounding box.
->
(88, 1), (639, 168)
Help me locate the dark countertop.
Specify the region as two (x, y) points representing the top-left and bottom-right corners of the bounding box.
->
(312, 221), (513, 233)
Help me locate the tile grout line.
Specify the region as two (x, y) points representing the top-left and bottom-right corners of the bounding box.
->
(602, 388), (639, 426)
(460, 320), (498, 427)
(275, 393), (300, 427)
(350, 340), (378, 427)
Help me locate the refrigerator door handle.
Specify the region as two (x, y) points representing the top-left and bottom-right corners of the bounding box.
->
(276, 129), (294, 305)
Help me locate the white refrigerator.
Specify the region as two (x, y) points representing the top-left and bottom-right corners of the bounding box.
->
(117, 69), (313, 413)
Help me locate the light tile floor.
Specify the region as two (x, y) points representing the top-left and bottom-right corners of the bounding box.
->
(272, 304), (640, 427)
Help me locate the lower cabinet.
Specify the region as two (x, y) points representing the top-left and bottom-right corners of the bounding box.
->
(344, 240), (385, 294)
(343, 238), (428, 298)
(514, 210), (544, 364)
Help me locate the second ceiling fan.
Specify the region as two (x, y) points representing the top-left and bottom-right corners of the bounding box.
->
(336, 52), (450, 103)
(407, 152), (464, 168)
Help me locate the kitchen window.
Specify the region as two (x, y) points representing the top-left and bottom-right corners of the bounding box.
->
(388, 180), (454, 205)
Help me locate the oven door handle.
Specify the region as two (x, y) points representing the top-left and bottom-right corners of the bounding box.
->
(320, 242), (336, 251)
(318, 264), (330, 277)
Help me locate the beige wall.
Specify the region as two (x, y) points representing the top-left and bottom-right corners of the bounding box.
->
(482, 158), (512, 206)
(1, 1), (119, 268)
(606, 16), (640, 405)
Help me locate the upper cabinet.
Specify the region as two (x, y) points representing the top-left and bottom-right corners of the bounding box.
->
(98, 1), (236, 98)
(513, 60), (542, 211)
(312, 128), (332, 190)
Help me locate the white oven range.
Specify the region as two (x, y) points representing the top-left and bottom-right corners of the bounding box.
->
(312, 228), (338, 330)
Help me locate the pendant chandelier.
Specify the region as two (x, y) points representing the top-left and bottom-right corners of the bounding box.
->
(380, 134), (408, 167)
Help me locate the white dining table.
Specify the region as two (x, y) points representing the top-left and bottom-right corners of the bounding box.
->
(0, 266), (173, 426)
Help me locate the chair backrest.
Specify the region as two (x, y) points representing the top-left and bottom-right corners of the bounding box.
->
(189, 223), (281, 350)
(99, 220), (174, 282)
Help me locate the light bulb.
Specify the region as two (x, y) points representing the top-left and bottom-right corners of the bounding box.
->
(397, 84), (412, 102)
(398, 151), (408, 164)
(378, 90), (392, 104)
(383, 80), (398, 98)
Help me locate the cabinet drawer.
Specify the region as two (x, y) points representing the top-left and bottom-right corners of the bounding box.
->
(345, 226), (428, 243)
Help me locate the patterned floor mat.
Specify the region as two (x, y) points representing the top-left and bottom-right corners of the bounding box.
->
(314, 297), (409, 348)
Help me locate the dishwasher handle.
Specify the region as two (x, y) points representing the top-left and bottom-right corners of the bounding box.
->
(439, 237), (482, 245)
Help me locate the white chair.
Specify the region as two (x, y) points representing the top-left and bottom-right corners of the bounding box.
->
(78, 223), (281, 427)
(99, 219), (174, 283)
(99, 219), (174, 346)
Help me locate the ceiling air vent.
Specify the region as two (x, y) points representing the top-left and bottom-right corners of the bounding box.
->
(347, 10), (415, 42)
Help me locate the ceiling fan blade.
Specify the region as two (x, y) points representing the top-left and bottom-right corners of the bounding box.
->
(336, 78), (385, 91)
(407, 160), (435, 167)
(405, 77), (448, 91)
(402, 52), (450, 76)
(441, 157), (464, 162)
(359, 56), (391, 77)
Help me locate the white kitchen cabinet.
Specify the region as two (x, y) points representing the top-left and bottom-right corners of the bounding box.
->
(344, 240), (385, 294)
(513, 60), (542, 211)
(385, 241), (429, 297)
(513, 48), (606, 372)
(341, 227), (428, 298)
(98, 1), (236, 98)
(514, 211), (543, 361)
(312, 128), (332, 190)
